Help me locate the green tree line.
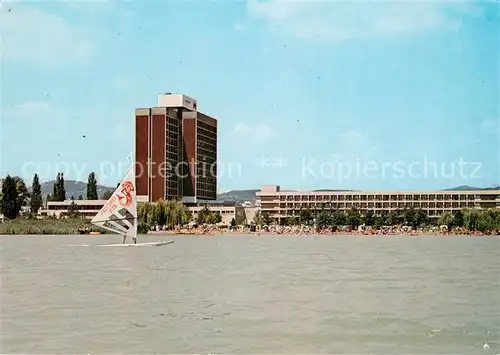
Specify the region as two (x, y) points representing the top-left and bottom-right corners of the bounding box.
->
(1, 171), (112, 220)
(258, 207), (500, 232)
(137, 202), (223, 231)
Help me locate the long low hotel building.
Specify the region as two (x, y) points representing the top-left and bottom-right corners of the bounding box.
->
(256, 185), (500, 221)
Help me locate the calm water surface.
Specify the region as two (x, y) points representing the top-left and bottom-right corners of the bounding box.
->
(2, 234), (499, 354)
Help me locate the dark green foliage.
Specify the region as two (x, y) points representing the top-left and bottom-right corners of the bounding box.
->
(0, 218), (108, 235)
(299, 208), (313, 225)
(414, 209), (428, 228)
(438, 211), (454, 229)
(137, 221), (149, 234)
(52, 173), (66, 201)
(262, 212), (272, 225)
(453, 209), (464, 227)
(67, 198), (79, 218)
(347, 208), (362, 228)
(87, 172), (98, 200)
(213, 211), (222, 224)
(13, 177), (28, 214)
(364, 210), (375, 226)
(1, 175), (20, 219)
(386, 210), (402, 226)
(30, 174), (43, 214)
(403, 208), (416, 227)
(59, 173), (66, 201)
(316, 210), (331, 229)
(374, 215), (386, 228)
(331, 210), (346, 226)
(196, 205), (212, 224)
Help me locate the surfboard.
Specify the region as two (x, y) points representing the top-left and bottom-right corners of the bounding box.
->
(97, 241), (175, 247)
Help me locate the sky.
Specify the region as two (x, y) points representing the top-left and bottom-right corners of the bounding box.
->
(1, 0), (499, 192)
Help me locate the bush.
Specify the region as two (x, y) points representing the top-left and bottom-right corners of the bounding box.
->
(137, 221), (149, 234)
(0, 218), (107, 235)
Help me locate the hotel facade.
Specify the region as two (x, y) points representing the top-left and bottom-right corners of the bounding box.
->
(257, 185), (500, 222)
(135, 93), (217, 204)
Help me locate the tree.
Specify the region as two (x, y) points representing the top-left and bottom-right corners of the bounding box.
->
(230, 218), (237, 228)
(387, 210), (401, 226)
(67, 197), (80, 218)
(463, 208), (479, 231)
(13, 177), (28, 212)
(316, 211), (331, 229)
(347, 208), (362, 228)
(52, 174), (58, 201)
(197, 205), (212, 225)
(59, 173), (66, 201)
(414, 209), (428, 228)
(1, 175), (21, 219)
(101, 190), (112, 200)
(453, 209), (464, 227)
(262, 212), (272, 225)
(87, 172), (98, 200)
(182, 209), (193, 225)
(299, 208), (313, 225)
(78, 195), (83, 200)
(364, 210), (375, 226)
(438, 211), (454, 230)
(253, 210), (263, 226)
(374, 215), (386, 229)
(403, 208), (416, 227)
(30, 174), (43, 214)
(52, 173), (66, 201)
(213, 211), (222, 224)
(331, 210), (346, 226)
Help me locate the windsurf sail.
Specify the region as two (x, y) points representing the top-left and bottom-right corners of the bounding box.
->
(91, 166), (137, 239)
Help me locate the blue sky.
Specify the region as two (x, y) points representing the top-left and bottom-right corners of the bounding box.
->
(2, 0), (499, 192)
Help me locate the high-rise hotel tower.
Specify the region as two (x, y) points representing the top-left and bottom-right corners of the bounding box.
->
(135, 93), (217, 204)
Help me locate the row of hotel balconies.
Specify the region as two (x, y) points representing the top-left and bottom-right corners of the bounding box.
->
(261, 210), (472, 219)
(259, 194), (500, 203)
(259, 201), (499, 209)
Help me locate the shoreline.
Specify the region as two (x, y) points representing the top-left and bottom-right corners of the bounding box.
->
(147, 229), (500, 237)
(1, 231), (498, 237)
(1, 218), (498, 236)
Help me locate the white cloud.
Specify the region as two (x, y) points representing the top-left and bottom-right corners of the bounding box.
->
(233, 123), (274, 142)
(10, 101), (59, 118)
(1, 3), (98, 66)
(336, 129), (380, 158)
(61, 0), (115, 12)
(112, 76), (134, 89)
(480, 119), (499, 133)
(234, 23), (245, 32)
(246, 0), (480, 41)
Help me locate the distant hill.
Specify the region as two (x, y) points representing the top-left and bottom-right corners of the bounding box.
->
(37, 180), (114, 200)
(445, 185), (500, 191)
(22, 181), (498, 204)
(33, 181), (258, 203)
(217, 189), (259, 203)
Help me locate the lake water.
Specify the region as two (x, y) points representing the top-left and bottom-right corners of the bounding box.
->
(1, 234), (499, 354)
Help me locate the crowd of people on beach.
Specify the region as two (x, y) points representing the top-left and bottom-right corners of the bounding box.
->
(148, 223), (499, 236)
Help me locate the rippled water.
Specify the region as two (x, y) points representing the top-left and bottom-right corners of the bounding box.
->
(2, 234), (499, 354)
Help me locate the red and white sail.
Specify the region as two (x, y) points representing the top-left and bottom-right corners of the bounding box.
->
(91, 166), (137, 239)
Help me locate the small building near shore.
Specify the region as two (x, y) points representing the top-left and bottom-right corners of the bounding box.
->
(40, 200), (106, 219)
(187, 202), (243, 225)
